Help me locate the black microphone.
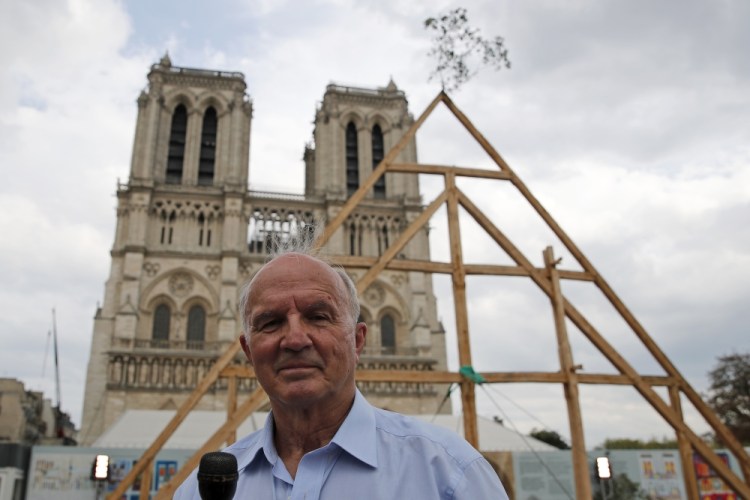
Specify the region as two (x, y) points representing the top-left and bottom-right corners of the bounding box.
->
(197, 451), (238, 500)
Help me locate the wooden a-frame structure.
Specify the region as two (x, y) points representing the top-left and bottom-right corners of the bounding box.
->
(109, 91), (750, 500)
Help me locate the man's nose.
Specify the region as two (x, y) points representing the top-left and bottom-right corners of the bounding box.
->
(280, 315), (313, 351)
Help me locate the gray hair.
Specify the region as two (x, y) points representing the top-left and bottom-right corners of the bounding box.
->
(239, 224), (360, 337)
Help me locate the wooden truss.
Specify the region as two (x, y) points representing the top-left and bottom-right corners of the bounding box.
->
(109, 92), (750, 500)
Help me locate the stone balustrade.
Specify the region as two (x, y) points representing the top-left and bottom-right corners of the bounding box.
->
(105, 348), (437, 397)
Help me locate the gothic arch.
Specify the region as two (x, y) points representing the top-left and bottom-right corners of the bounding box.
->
(358, 305), (373, 325)
(163, 89), (199, 113)
(377, 305), (403, 324)
(338, 110), (366, 131)
(181, 295), (216, 344)
(139, 267), (220, 315)
(194, 92), (230, 117)
(367, 112), (392, 134)
(364, 278), (410, 321)
(142, 294), (178, 343)
(377, 307), (402, 354)
(144, 293), (178, 312)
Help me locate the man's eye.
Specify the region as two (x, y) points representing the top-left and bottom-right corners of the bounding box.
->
(256, 320), (280, 332)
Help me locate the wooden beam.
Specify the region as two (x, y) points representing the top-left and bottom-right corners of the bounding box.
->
(138, 460), (152, 500)
(328, 255), (593, 281)
(154, 387), (269, 500)
(330, 255), (454, 274)
(314, 91), (444, 250)
(465, 264), (593, 282)
(389, 162), (512, 180)
(441, 86), (750, 480)
(669, 385), (700, 500)
(673, 377), (750, 479)
(218, 365), (673, 385)
(219, 364), (255, 378)
(558, 270), (596, 282)
(575, 374), (673, 386)
(445, 172), (479, 448)
(536, 180), (749, 480)
(121, 90), (750, 498)
(456, 188), (750, 497)
(440, 93), (512, 173)
(226, 375), (237, 445)
(355, 190), (448, 294)
(545, 247), (591, 500)
(107, 341), (242, 499)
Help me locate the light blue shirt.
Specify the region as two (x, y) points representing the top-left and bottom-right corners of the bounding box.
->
(174, 390), (508, 499)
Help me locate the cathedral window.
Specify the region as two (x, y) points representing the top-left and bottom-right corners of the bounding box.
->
(152, 304), (171, 346)
(372, 124), (386, 198)
(160, 211), (176, 245)
(346, 122), (359, 197)
(186, 305), (206, 348)
(348, 221), (362, 256)
(198, 107), (217, 186)
(197, 213), (211, 247)
(166, 104), (188, 184)
(377, 223), (389, 255)
(381, 314), (395, 354)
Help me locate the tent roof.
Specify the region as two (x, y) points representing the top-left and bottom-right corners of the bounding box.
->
(94, 409), (557, 452)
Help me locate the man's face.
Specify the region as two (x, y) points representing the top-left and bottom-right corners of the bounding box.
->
(240, 253), (366, 410)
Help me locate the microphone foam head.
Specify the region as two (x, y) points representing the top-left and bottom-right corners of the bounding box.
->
(198, 451), (238, 480)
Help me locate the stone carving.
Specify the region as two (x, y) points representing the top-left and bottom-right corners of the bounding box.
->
(168, 272), (194, 297)
(239, 262), (253, 277)
(143, 262), (160, 277)
(364, 284), (385, 307)
(206, 265), (220, 280)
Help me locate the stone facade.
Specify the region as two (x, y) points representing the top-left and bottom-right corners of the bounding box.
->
(79, 56), (448, 445)
(0, 378), (75, 445)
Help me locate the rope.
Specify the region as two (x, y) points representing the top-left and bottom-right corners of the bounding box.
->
(430, 383), (456, 423)
(484, 384), (568, 441)
(479, 384), (575, 500)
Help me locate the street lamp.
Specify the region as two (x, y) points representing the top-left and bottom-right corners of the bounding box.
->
(90, 454), (110, 499)
(595, 456), (612, 500)
(596, 456), (612, 479)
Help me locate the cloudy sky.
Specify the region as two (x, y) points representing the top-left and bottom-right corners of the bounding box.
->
(1, 0), (748, 449)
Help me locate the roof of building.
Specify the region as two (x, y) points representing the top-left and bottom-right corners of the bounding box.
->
(93, 409), (557, 452)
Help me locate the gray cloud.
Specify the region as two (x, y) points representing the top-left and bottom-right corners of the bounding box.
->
(0, 0), (747, 448)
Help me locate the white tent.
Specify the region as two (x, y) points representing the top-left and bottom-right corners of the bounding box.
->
(94, 409), (557, 452)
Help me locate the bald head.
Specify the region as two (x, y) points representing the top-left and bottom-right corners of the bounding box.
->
(240, 253), (360, 338)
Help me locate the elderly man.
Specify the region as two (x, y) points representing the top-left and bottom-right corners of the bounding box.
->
(175, 249), (508, 499)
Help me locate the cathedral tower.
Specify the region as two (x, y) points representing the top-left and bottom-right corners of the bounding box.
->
(80, 59), (447, 445)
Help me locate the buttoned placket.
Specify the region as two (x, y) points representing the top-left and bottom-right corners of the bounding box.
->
(286, 444), (342, 500)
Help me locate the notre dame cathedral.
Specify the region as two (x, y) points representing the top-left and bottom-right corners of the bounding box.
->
(79, 56), (448, 445)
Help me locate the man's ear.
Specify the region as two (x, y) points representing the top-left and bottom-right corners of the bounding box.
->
(354, 322), (367, 359)
(239, 334), (253, 365)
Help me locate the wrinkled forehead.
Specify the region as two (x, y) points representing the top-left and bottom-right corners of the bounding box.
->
(248, 253), (346, 307)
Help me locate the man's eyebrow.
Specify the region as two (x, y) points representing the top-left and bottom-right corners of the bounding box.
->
(250, 310), (279, 326)
(302, 300), (337, 314)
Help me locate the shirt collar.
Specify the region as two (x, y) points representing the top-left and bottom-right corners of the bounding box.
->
(330, 389), (378, 468)
(235, 412), (277, 473)
(234, 390), (378, 472)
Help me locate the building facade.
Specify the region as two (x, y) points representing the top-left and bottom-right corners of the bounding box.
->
(0, 379), (75, 446)
(80, 56), (447, 445)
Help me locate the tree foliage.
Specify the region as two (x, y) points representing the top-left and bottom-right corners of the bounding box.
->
(529, 428), (570, 449)
(424, 7), (510, 92)
(601, 437), (679, 450)
(593, 473), (648, 500)
(706, 352), (750, 445)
